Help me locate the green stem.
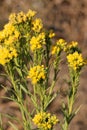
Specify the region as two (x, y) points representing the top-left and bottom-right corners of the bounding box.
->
(62, 70), (80, 130)
(5, 65), (31, 130)
(68, 85), (75, 116)
(62, 120), (68, 130)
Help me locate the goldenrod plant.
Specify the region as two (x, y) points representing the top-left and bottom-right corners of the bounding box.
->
(0, 10), (86, 130)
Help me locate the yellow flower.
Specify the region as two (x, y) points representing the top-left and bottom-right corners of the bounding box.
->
(0, 30), (6, 41)
(49, 31), (55, 38)
(67, 51), (84, 70)
(51, 39), (66, 55)
(9, 11), (27, 24)
(27, 65), (45, 84)
(3, 23), (20, 39)
(50, 115), (58, 125)
(32, 112), (58, 130)
(0, 46), (17, 66)
(17, 11), (26, 23)
(32, 18), (43, 32)
(0, 22), (20, 48)
(9, 13), (16, 24)
(9, 47), (18, 57)
(0, 46), (9, 65)
(69, 41), (78, 48)
(56, 39), (67, 48)
(52, 46), (60, 55)
(9, 9), (36, 25)
(4, 23), (16, 36)
(14, 30), (20, 39)
(26, 9), (36, 19)
(32, 112), (42, 124)
(30, 32), (45, 51)
(64, 41), (78, 54)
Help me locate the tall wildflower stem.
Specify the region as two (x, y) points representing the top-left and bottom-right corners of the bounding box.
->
(62, 69), (80, 130)
(68, 70), (79, 115)
(5, 64), (31, 130)
(49, 55), (60, 95)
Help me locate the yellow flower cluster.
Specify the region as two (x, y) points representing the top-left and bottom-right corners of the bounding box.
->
(52, 39), (66, 55)
(32, 18), (43, 32)
(0, 23), (20, 65)
(32, 112), (58, 130)
(0, 46), (17, 65)
(0, 23), (20, 44)
(56, 39), (67, 47)
(27, 65), (45, 84)
(67, 51), (84, 70)
(26, 9), (36, 18)
(64, 41), (78, 54)
(30, 32), (45, 51)
(49, 31), (55, 38)
(52, 46), (60, 55)
(9, 9), (36, 24)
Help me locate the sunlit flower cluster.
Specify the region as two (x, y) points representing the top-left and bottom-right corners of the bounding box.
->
(0, 23), (19, 65)
(67, 51), (84, 71)
(56, 39), (67, 48)
(32, 18), (43, 32)
(9, 9), (36, 24)
(30, 32), (45, 51)
(0, 46), (17, 65)
(32, 112), (58, 130)
(52, 39), (66, 55)
(0, 23), (20, 45)
(64, 41), (79, 54)
(49, 31), (55, 38)
(27, 65), (45, 84)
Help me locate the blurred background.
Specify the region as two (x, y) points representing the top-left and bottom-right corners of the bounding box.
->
(0, 0), (87, 130)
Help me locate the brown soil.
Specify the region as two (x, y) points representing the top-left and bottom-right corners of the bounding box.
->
(0, 0), (87, 130)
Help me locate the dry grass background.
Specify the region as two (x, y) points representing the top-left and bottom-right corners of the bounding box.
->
(0, 0), (87, 130)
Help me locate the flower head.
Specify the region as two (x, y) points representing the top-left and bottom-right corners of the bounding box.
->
(30, 32), (45, 51)
(9, 10), (36, 25)
(0, 23), (20, 46)
(9, 12), (26, 24)
(27, 65), (45, 84)
(32, 112), (58, 130)
(64, 41), (80, 54)
(32, 18), (43, 32)
(26, 9), (36, 19)
(49, 31), (55, 38)
(52, 39), (66, 55)
(56, 39), (66, 48)
(0, 46), (17, 66)
(52, 46), (60, 55)
(67, 51), (85, 71)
